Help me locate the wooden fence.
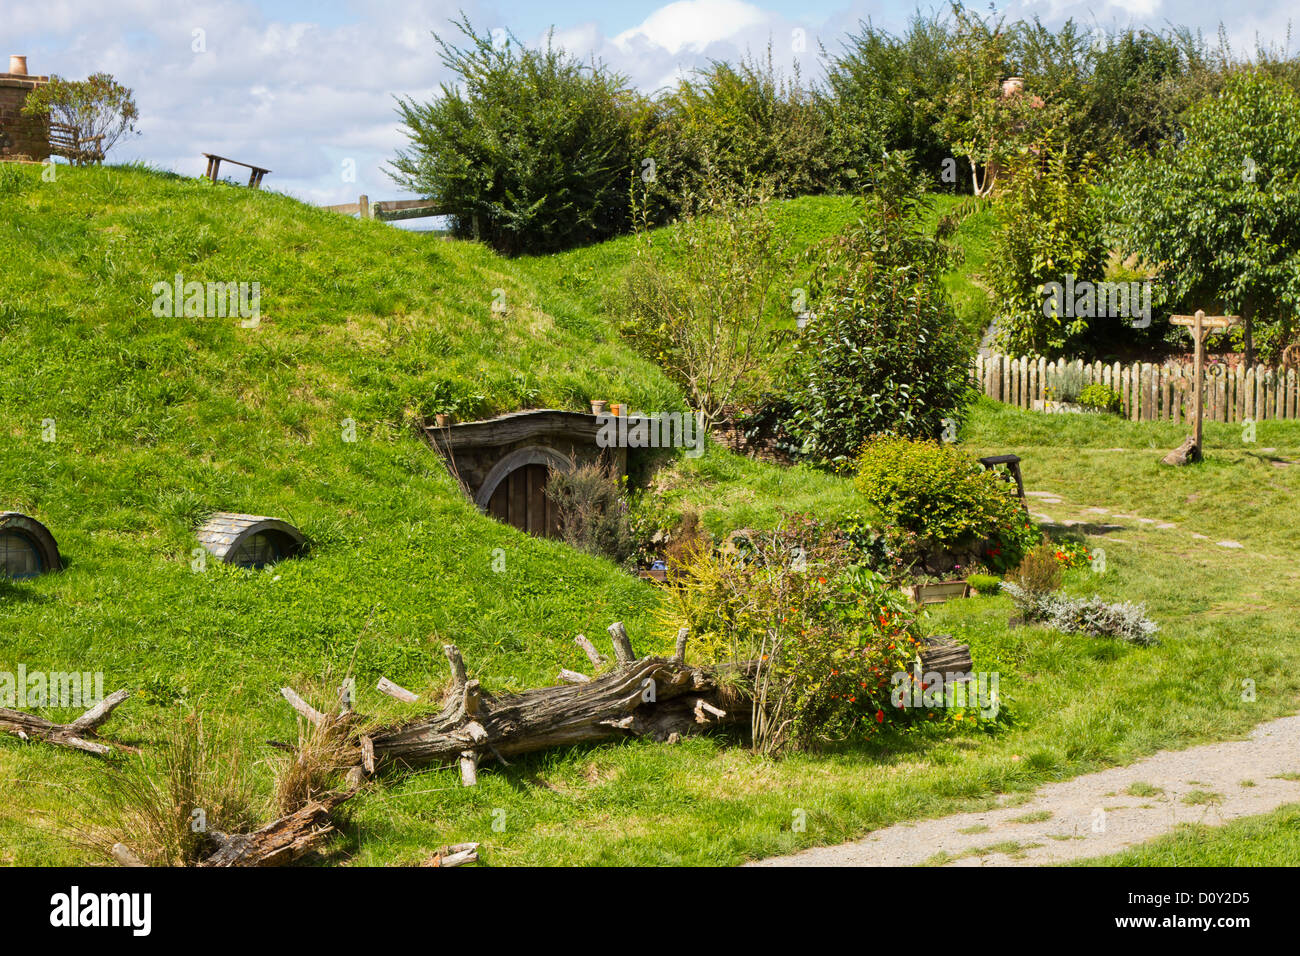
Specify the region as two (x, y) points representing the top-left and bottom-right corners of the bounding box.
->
(975, 352), (1300, 422)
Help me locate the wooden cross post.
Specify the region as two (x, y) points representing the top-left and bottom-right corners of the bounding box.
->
(1164, 310), (1239, 464)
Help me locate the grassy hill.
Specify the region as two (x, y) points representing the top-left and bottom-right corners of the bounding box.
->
(6, 163), (1299, 867)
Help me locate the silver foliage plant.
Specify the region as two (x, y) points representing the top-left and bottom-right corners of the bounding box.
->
(1000, 581), (1159, 646)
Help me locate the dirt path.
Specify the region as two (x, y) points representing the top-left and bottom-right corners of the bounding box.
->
(752, 715), (1300, 867)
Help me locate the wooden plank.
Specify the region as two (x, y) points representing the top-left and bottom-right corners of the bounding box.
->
(375, 204), (444, 222)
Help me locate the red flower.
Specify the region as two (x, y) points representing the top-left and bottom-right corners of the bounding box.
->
(875, 709), (885, 723)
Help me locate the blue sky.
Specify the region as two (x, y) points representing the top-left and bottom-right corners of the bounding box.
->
(4, 1), (1293, 208)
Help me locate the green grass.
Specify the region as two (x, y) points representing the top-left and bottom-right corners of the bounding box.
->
(3, 163), (1299, 867)
(1070, 805), (1300, 866)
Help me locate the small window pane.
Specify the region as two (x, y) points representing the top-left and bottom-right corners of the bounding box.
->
(231, 531), (282, 568)
(0, 531), (42, 579)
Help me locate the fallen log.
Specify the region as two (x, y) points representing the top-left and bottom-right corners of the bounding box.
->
(278, 625), (972, 788)
(0, 689), (135, 755)
(200, 788), (357, 867)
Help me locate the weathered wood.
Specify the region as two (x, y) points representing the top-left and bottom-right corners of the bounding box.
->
(274, 627), (978, 793)
(574, 634), (606, 668)
(444, 644), (467, 694)
(424, 842), (480, 867)
(608, 622), (636, 664)
(673, 627), (689, 663)
(280, 687), (325, 727)
(1161, 434), (1201, 466)
(558, 669), (591, 684)
(110, 844), (145, 867)
(200, 789), (355, 867)
(377, 677), (418, 703)
(0, 689), (134, 755)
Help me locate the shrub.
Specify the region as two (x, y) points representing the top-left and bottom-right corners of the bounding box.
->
(622, 181), (793, 429)
(1001, 581), (1160, 645)
(389, 17), (643, 255)
(854, 436), (1026, 555)
(1009, 541), (1065, 594)
(1077, 383), (1122, 413)
(967, 572), (1002, 594)
(660, 515), (924, 752)
(787, 153), (976, 462)
(647, 51), (832, 210)
(988, 134), (1108, 357)
(21, 72), (139, 164)
(544, 458), (636, 568)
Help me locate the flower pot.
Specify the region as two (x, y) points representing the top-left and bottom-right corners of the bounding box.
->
(910, 580), (970, 605)
(434, 413), (452, 428)
(8, 56), (28, 76)
(590, 400), (608, 416)
(609, 403), (623, 417)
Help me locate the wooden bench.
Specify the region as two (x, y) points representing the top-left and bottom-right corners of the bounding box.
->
(979, 453), (1025, 498)
(202, 152), (271, 188)
(48, 122), (104, 165)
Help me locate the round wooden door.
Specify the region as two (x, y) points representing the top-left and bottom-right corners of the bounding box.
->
(486, 463), (559, 537)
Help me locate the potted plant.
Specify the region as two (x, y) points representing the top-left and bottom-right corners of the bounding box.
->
(434, 412), (453, 428)
(591, 399), (609, 416)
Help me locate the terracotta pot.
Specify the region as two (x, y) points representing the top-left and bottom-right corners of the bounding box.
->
(590, 400), (608, 416)
(435, 413), (452, 427)
(8, 56), (28, 76)
(609, 403), (623, 417)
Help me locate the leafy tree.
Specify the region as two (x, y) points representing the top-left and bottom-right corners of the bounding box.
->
(389, 16), (643, 255)
(930, 5), (1012, 197)
(1112, 69), (1300, 363)
(21, 73), (138, 163)
(787, 153), (975, 464)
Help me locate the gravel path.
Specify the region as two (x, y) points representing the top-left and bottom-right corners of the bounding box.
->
(751, 715), (1300, 866)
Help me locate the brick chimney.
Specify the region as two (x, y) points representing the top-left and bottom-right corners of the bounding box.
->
(0, 57), (51, 162)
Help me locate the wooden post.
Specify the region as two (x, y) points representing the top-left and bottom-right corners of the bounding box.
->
(1167, 310), (1238, 461)
(359, 194), (369, 220)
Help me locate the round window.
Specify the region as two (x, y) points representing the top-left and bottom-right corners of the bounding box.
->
(0, 530), (43, 579)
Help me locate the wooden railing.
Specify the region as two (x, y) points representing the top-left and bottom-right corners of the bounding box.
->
(975, 352), (1300, 422)
(321, 194), (444, 222)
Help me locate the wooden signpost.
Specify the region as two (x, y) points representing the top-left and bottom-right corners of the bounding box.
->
(1162, 310), (1239, 465)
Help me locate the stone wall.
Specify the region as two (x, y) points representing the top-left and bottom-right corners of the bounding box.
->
(0, 71), (51, 162)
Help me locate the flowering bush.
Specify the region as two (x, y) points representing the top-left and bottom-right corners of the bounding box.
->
(1051, 540), (1093, 570)
(659, 514), (924, 751)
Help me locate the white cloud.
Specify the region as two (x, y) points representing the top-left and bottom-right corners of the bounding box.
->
(613, 0), (774, 55)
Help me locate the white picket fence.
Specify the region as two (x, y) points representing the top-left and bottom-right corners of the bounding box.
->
(974, 352), (1300, 422)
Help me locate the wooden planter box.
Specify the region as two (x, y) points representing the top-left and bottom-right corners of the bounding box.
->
(910, 580), (970, 605)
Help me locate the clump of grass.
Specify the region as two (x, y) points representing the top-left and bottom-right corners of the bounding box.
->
(1010, 810), (1053, 824)
(270, 683), (369, 815)
(1182, 790), (1223, 807)
(958, 823), (990, 835)
(1126, 781), (1164, 797)
(72, 709), (262, 867)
